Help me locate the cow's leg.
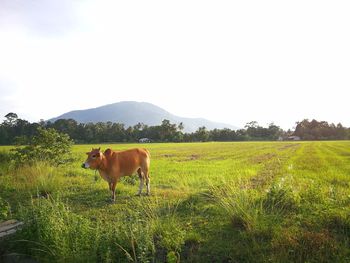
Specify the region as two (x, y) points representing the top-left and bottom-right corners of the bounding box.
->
(106, 182), (112, 201)
(111, 182), (117, 202)
(146, 176), (150, 195)
(137, 168), (144, 196)
(142, 167), (150, 195)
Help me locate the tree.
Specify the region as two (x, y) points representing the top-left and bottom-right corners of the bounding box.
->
(4, 112), (18, 126)
(267, 123), (283, 140)
(245, 121), (261, 139)
(245, 121), (258, 129)
(294, 119), (348, 140)
(12, 127), (73, 165)
(159, 119), (178, 141)
(194, 126), (209, 142)
(178, 122), (184, 131)
(209, 128), (237, 141)
(0, 126), (8, 145)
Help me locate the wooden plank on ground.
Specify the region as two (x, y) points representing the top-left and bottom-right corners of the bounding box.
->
(0, 220), (24, 238)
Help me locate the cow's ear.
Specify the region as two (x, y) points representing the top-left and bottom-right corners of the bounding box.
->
(86, 152), (90, 155)
(104, 148), (112, 156)
(98, 147), (101, 151)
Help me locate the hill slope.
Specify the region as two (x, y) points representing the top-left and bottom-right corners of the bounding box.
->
(49, 101), (237, 132)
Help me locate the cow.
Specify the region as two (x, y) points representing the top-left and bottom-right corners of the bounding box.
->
(82, 147), (151, 202)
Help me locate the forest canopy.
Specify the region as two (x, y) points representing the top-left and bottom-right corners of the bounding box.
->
(0, 113), (349, 145)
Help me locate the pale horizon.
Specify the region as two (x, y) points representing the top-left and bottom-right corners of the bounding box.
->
(1, 0), (349, 130)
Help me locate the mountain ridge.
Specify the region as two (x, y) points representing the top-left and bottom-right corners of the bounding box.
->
(48, 101), (237, 132)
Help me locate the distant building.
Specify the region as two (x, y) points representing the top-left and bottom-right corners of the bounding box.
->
(286, 136), (301, 141)
(139, 138), (151, 143)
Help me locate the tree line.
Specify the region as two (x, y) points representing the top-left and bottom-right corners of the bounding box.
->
(0, 112), (349, 145)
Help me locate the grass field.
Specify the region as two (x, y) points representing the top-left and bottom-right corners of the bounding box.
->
(1, 141), (350, 262)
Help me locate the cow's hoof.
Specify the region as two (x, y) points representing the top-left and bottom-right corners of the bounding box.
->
(146, 192), (150, 196)
(135, 193), (141, 197)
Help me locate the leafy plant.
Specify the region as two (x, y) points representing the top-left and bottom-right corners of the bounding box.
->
(12, 127), (73, 166)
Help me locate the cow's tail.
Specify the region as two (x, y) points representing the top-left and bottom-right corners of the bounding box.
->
(144, 148), (151, 157)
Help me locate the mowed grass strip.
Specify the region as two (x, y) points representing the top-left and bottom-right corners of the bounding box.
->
(0, 141), (349, 262)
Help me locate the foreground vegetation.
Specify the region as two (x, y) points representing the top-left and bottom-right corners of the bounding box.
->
(1, 141), (350, 262)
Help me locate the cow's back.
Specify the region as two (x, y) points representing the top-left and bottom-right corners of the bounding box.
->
(108, 148), (150, 176)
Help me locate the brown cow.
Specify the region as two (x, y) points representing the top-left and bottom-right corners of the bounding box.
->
(82, 147), (150, 202)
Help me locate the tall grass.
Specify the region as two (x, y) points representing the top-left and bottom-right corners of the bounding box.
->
(16, 197), (98, 262)
(10, 196), (188, 263)
(8, 162), (64, 197)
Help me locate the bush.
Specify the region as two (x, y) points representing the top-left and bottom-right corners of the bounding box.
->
(12, 127), (73, 166)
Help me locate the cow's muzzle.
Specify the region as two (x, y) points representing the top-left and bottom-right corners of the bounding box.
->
(82, 162), (90, 169)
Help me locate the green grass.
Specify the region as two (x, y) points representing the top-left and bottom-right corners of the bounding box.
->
(1, 141), (350, 262)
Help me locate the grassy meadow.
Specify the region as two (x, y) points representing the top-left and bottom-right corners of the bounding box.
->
(0, 141), (350, 262)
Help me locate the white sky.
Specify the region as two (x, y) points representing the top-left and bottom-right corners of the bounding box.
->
(0, 0), (349, 130)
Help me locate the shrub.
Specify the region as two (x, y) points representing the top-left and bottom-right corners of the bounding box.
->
(12, 127), (73, 166)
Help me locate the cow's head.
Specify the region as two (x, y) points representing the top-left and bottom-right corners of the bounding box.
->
(82, 148), (102, 169)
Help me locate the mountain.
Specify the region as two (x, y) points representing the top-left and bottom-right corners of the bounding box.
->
(48, 101), (237, 132)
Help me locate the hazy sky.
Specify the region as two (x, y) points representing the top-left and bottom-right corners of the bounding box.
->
(0, 0), (349, 130)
